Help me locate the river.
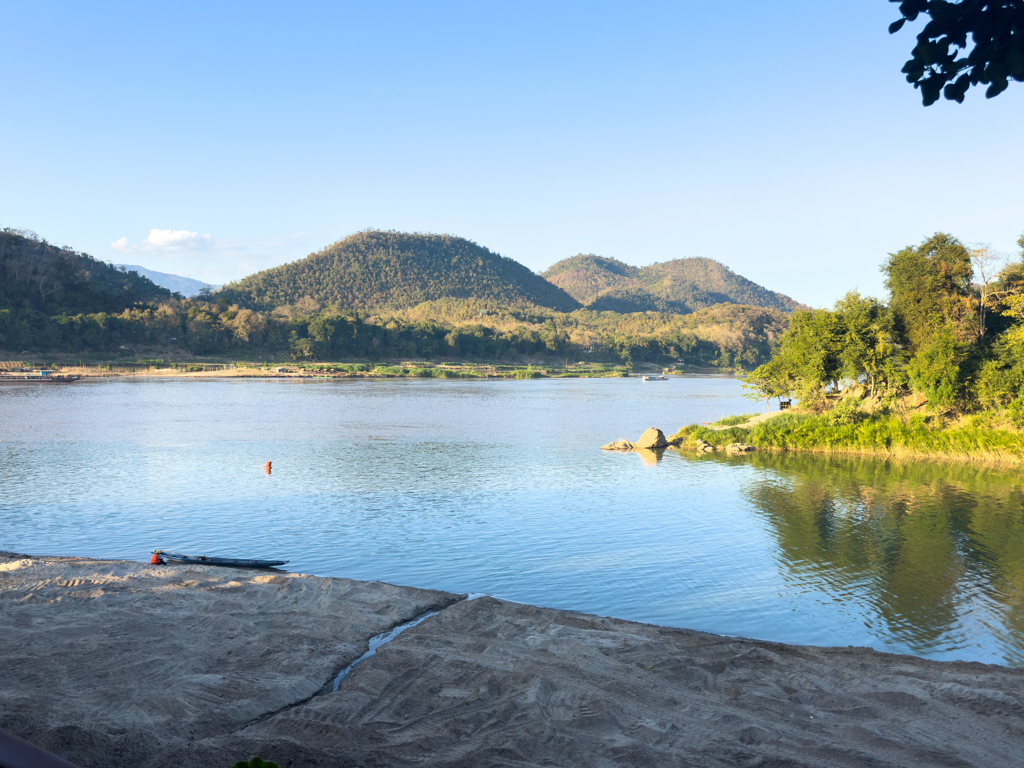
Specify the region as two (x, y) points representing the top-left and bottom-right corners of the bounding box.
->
(2, 376), (1022, 666)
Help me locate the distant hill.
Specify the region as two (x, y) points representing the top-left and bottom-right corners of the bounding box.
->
(0, 229), (172, 315)
(543, 254), (801, 314)
(113, 264), (219, 297)
(219, 230), (582, 312)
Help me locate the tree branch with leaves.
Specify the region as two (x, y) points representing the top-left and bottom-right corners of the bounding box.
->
(889, 0), (1024, 105)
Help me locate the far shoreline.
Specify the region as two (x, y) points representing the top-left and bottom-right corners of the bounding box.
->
(1, 358), (744, 381)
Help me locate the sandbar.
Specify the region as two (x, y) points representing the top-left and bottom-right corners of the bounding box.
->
(2, 553), (1022, 767)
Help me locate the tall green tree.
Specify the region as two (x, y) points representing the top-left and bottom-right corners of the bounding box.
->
(882, 233), (973, 355)
(833, 292), (901, 396)
(745, 293), (901, 406)
(907, 325), (969, 408)
(745, 308), (845, 407)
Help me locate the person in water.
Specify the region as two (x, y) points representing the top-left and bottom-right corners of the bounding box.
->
(151, 551), (165, 565)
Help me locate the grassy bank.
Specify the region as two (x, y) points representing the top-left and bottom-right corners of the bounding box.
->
(669, 411), (1024, 465)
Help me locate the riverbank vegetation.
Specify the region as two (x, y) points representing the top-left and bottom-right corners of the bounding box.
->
(672, 231), (1024, 463)
(672, 411), (1024, 464)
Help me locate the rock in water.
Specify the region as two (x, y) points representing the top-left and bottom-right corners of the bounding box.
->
(635, 428), (668, 450)
(601, 440), (635, 451)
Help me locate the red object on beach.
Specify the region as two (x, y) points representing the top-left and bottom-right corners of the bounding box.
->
(150, 552), (164, 565)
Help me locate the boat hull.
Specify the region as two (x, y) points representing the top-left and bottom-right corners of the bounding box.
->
(157, 551), (287, 568)
(0, 376), (82, 384)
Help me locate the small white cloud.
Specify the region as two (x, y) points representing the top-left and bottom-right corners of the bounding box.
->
(144, 228), (213, 250)
(109, 229), (214, 255)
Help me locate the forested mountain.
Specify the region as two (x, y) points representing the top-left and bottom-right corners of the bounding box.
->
(543, 254), (801, 314)
(219, 230), (582, 312)
(542, 255), (643, 304)
(0, 227), (787, 369)
(114, 264), (218, 297)
(0, 229), (171, 315)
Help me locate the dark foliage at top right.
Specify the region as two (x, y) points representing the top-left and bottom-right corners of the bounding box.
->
(889, 0), (1024, 105)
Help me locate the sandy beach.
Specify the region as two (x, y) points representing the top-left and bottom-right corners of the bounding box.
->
(2, 552), (1022, 768)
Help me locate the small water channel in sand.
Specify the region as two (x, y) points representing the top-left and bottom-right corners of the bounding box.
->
(2, 377), (1022, 666)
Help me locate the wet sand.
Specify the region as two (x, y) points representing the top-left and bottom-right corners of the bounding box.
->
(2, 553), (1022, 767)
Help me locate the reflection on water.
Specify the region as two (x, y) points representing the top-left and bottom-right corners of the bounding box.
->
(676, 450), (1024, 665)
(1, 378), (1022, 666)
(633, 448), (662, 467)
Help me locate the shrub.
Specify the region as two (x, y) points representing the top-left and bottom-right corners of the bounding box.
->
(691, 425), (750, 447)
(711, 413), (759, 427)
(822, 397), (865, 426)
(668, 425), (698, 443)
(907, 326), (968, 410)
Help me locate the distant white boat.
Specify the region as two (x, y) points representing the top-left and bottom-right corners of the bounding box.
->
(641, 375), (667, 382)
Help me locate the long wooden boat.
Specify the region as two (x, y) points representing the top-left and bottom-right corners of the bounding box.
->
(0, 371), (82, 384)
(154, 550), (288, 568)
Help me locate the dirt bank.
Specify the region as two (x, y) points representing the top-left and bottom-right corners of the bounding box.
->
(2, 554), (1022, 768)
(0, 554), (459, 767)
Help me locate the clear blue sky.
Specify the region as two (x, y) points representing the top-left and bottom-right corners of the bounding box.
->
(2, 1), (1022, 308)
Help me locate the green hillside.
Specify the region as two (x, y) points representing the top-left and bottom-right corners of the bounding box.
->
(219, 230), (582, 312)
(542, 255), (641, 298)
(543, 254), (801, 314)
(0, 228), (172, 315)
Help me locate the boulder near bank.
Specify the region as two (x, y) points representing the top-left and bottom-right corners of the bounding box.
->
(602, 427), (668, 451)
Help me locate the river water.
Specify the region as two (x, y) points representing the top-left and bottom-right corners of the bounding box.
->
(2, 376), (1022, 666)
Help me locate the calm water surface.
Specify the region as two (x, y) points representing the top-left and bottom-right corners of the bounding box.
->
(2, 377), (1022, 666)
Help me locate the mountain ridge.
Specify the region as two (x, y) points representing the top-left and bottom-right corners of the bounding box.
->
(113, 264), (220, 297)
(542, 254), (801, 314)
(219, 230), (582, 312)
(219, 231), (800, 316)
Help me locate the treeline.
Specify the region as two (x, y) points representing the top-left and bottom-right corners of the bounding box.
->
(2, 296), (786, 368)
(746, 231), (1024, 423)
(391, 299), (786, 368)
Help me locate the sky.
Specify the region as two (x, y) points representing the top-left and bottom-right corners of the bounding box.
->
(2, 1), (1022, 308)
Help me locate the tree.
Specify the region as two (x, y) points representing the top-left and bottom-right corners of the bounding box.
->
(889, 0), (1024, 105)
(743, 308), (845, 408)
(743, 356), (798, 409)
(882, 233), (974, 354)
(907, 325), (968, 408)
(29, 258), (62, 301)
(833, 291), (900, 395)
(990, 232), (1024, 343)
(969, 243), (1004, 338)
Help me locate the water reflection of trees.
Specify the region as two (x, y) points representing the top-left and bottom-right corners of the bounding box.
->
(674, 450), (1024, 662)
